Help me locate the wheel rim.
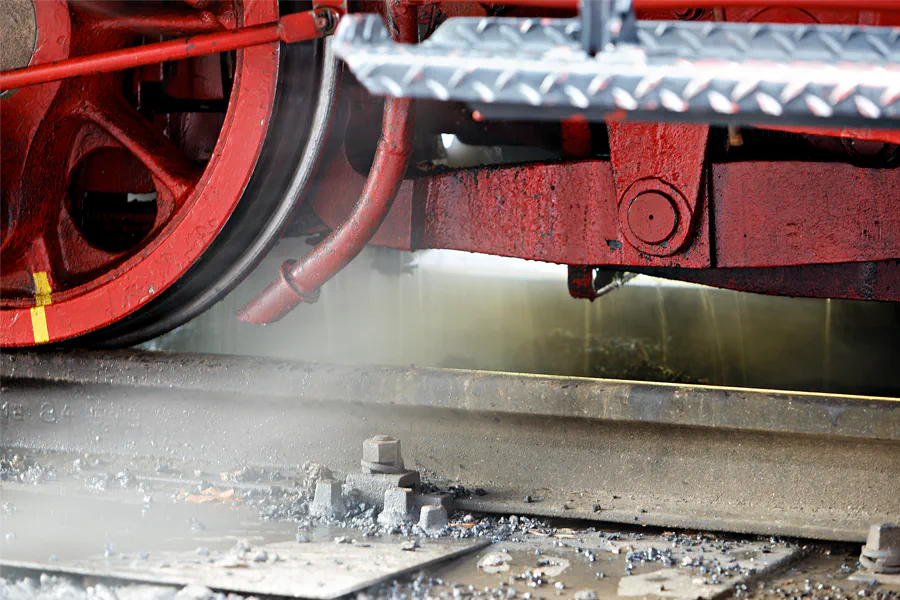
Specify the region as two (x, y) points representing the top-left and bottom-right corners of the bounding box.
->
(1, 0), (281, 346)
(83, 33), (335, 348)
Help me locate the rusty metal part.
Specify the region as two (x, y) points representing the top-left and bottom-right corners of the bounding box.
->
(3, 350), (900, 541)
(861, 524), (900, 574)
(236, 0), (417, 324)
(310, 478), (347, 518)
(0, 7), (339, 92)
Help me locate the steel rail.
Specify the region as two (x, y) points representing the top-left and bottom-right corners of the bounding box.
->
(3, 349), (900, 541)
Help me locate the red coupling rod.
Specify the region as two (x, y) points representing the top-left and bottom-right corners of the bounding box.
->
(237, 0), (418, 324)
(0, 7), (340, 93)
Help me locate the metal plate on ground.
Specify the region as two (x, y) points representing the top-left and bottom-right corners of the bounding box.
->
(2, 540), (490, 599)
(384, 524), (804, 600)
(0, 486), (488, 599)
(0, 482), (801, 600)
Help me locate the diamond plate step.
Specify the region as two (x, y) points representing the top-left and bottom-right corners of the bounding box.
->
(333, 14), (900, 127)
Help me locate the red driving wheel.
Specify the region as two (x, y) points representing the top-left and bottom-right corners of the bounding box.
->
(1, 0), (325, 347)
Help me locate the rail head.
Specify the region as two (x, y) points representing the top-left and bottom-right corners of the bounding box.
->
(3, 349), (899, 443)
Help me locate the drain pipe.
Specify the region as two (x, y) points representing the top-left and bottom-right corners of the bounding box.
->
(237, 0), (416, 324)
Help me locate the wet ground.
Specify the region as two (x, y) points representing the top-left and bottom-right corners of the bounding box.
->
(2, 450), (899, 600)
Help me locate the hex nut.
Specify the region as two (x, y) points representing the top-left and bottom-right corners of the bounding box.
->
(418, 505), (449, 534)
(310, 479), (346, 519)
(378, 487), (415, 526)
(860, 523), (900, 574)
(362, 435), (402, 467)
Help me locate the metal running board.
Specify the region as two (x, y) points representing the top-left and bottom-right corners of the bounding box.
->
(333, 15), (900, 127)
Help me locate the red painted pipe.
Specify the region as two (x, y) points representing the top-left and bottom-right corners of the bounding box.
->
(237, 0), (417, 324)
(0, 8), (338, 92)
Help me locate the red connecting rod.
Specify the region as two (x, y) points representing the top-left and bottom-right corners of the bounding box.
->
(0, 7), (340, 93)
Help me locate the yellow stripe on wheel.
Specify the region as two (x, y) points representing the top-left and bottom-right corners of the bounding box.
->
(31, 272), (52, 344)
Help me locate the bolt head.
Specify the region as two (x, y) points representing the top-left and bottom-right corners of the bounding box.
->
(866, 523), (900, 552)
(627, 191), (678, 245)
(363, 435), (401, 465)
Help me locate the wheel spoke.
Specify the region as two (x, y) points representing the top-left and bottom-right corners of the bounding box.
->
(0, 236), (58, 300)
(25, 236), (56, 275)
(152, 188), (178, 229)
(54, 211), (123, 281)
(81, 96), (202, 203)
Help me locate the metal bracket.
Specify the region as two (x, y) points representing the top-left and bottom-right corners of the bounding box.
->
(568, 266), (636, 300)
(580, 0), (637, 55)
(608, 122), (710, 261)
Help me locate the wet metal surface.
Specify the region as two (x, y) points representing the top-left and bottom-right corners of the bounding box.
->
(0, 484), (488, 599)
(745, 549), (900, 600)
(1, 477), (797, 600)
(429, 530), (800, 600)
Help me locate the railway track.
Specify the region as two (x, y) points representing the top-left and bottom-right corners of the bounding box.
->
(2, 349), (899, 599)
